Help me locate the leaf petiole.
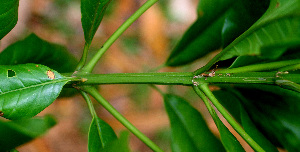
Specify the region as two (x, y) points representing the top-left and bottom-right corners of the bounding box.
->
(81, 0), (159, 73)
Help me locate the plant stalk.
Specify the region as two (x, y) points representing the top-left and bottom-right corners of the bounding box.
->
(82, 0), (159, 73)
(197, 83), (265, 152)
(76, 42), (90, 71)
(83, 86), (164, 152)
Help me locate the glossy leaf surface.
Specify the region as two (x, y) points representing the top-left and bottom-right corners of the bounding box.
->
(219, 0), (300, 61)
(0, 115), (56, 151)
(81, 0), (111, 44)
(88, 116), (117, 152)
(0, 34), (78, 73)
(0, 64), (70, 120)
(163, 94), (225, 152)
(0, 0), (19, 40)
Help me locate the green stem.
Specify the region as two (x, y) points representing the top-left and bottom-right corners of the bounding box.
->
(82, 0), (159, 73)
(76, 42), (91, 71)
(75, 72), (194, 85)
(198, 83), (265, 152)
(83, 86), (164, 152)
(80, 90), (97, 117)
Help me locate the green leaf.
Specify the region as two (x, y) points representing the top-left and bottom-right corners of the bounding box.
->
(219, 0), (300, 61)
(102, 131), (131, 152)
(0, 0), (19, 40)
(165, 0), (268, 66)
(213, 89), (278, 152)
(0, 64), (70, 120)
(221, 0), (269, 47)
(165, 0), (233, 66)
(233, 84), (300, 151)
(81, 0), (111, 44)
(0, 115), (56, 151)
(0, 34), (78, 73)
(88, 116), (117, 152)
(163, 94), (225, 152)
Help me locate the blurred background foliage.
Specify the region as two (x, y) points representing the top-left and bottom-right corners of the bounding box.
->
(0, 0), (255, 151)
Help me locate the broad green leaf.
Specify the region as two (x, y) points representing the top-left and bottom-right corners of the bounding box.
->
(88, 116), (117, 152)
(165, 0), (233, 66)
(163, 94), (225, 152)
(219, 0), (300, 61)
(0, 64), (70, 120)
(0, 33), (78, 73)
(221, 0), (269, 46)
(81, 0), (111, 44)
(0, 115), (56, 151)
(0, 0), (19, 40)
(213, 89), (278, 152)
(102, 131), (131, 152)
(165, 0), (268, 66)
(233, 84), (300, 151)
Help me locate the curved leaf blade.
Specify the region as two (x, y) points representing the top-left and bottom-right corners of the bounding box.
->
(213, 89), (278, 152)
(0, 64), (70, 120)
(163, 94), (225, 152)
(88, 116), (117, 152)
(0, 115), (56, 151)
(0, 34), (78, 73)
(0, 0), (19, 40)
(165, 0), (233, 66)
(233, 84), (300, 151)
(166, 0), (269, 66)
(81, 0), (111, 44)
(220, 0), (300, 61)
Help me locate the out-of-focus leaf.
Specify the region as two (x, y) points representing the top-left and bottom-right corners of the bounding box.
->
(81, 0), (111, 44)
(88, 116), (117, 152)
(166, 0), (269, 66)
(165, 0), (233, 66)
(233, 84), (300, 151)
(102, 131), (131, 152)
(0, 64), (70, 120)
(0, 0), (19, 40)
(163, 94), (225, 152)
(0, 115), (56, 151)
(0, 34), (78, 73)
(219, 0), (300, 61)
(213, 89), (278, 152)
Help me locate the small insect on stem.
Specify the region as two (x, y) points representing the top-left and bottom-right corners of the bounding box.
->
(47, 70), (55, 80)
(0, 111), (3, 117)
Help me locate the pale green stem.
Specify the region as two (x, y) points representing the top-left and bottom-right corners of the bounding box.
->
(76, 42), (90, 71)
(83, 86), (164, 152)
(197, 83), (265, 152)
(82, 0), (159, 73)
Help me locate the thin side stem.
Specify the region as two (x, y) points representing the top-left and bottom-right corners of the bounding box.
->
(76, 42), (91, 71)
(80, 90), (96, 117)
(198, 83), (265, 152)
(83, 86), (163, 152)
(82, 0), (159, 73)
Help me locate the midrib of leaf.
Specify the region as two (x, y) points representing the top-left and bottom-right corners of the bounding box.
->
(219, 15), (300, 61)
(0, 78), (70, 95)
